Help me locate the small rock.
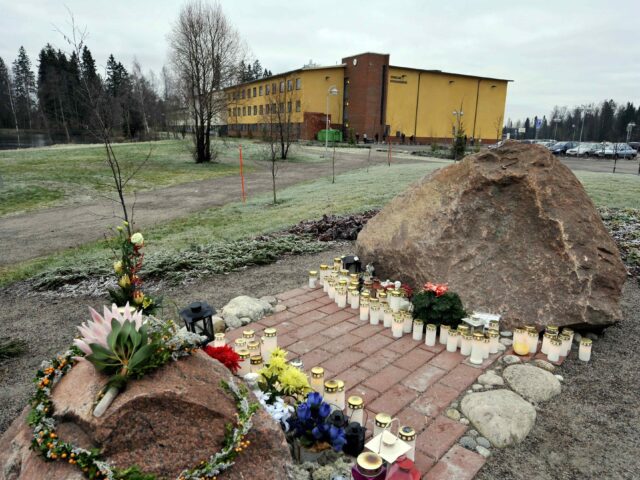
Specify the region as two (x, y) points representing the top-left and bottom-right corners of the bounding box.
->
(450, 401), (459, 409)
(445, 408), (461, 421)
(476, 445), (491, 458)
(476, 437), (491, 449)
(213, 316), (226, 333)
(500, 331), (513, 338)
(500, 338), (513, 346)
(222, 296), (273, 323)
(224, 313), (242, 329)
(586, 333), (598, 341)
(573, 333), (582, 344)
(503, 364), (562, 403)
(260, 295), (278, 306)
(460, 418), (470, 425)
(274, 304), (287, 313)
(467, 429), (479, 437)
(555, 374), (564, 382)
(472, 384), (484, 391)
(502, 355), (521, 365)
(459, 436), (477, 450)
(532, 359), (555, 372)
(497, 343), (507, 352)
(478, 371), (504, 387)
(240, 316), (253, 326)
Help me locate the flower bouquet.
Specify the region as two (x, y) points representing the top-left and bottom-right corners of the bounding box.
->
(411, 282), (466, 328)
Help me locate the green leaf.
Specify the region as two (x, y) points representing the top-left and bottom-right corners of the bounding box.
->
(108, 319), (122, 352)
(127, 343), (156, 373)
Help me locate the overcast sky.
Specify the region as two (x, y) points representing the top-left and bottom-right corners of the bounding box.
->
(1, 0), (638, 121)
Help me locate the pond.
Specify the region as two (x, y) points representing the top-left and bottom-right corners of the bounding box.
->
(0, 130), (95, 150)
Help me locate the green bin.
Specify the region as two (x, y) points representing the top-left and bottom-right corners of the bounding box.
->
(317, 129), (343, 142)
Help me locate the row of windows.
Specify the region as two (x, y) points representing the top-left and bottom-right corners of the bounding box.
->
(228, 100), (302, 117)
(229, 78), (302, 101)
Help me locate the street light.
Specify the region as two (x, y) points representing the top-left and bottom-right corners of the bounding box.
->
(627, 122), (636, 143)
(552, 117), (561, 141)
(579, 107), (592, 143)
(325, 85), (339, 158)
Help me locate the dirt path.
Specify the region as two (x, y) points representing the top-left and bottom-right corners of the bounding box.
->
(0, 147), (424, 267)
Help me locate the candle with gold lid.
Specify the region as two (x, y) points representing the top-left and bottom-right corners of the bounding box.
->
(547, 337), (562, 362)
(324, 380), (339, 410)
(460, 333), (473, 356)
(439, 325), (450, 345)
(349, 287), (360, 309)
(425, 323), (437, 346)
(541, 331), (555, 354)
(308, 270), (318, 289)
(369, 297), (380, 325)
(261, 327), (277, 363)
(237, 349), (250, 376)
(527, 329), (539, 354)
(249, 355), (263, 374)
(383, 304), (393, 328)
(470, 332), (485, 365)
(359, 292), (370, 321)
(513, 328), (529, 356)
(390, 289), (402, 312)
(559, 333), (571, 357)
(213, 332), (226, 348)
(242, 329), (255, 343)
(578, 338), (592, 362)
(378, 291), (388, 306)
(347, 396), (365, 426)
(402, 310), (413, 334)
(353, 452), (386, 480)
(412, 318), (424, 341)
(562, 327), (575, 346)
(339, 269), (350, 283)
(482, 336), (490, 359)
(350, 273), (360, 283)
(373, 413), (392, 437)
(246, 340), (261, 356)
(233, 338), (246, 352)
(446, 329), (459, 352)
(319, 264), (329, 286)
(488, 330), (500, 354)
(333, 257), (342, 271)
(398, 426), (417, 461)
(336, 280), (348, 308)
(488, 320), (500, 332)
(392, 313), (404, 338)
(327, 277), (337, 299)
(457, 325), (470, 348)
(310, 366), (324, 393)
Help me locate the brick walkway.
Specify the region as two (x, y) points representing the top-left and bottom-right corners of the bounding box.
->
(227, 285), (511, 479)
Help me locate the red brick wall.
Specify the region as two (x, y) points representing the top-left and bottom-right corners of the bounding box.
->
(302, 112), (329, 140)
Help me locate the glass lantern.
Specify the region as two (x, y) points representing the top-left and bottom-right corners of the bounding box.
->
(373, 412), (392, 437)
(243, 329), (256, 343)
(179, 301), (216, 342)
(324, 380), (339, 411)
(369, 298), (380, 325)
(213, 332), (226, 348)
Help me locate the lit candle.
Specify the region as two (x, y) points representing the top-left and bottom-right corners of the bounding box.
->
(243, 329), (255, 344)
(213, 332), (226, 348)
(261, 327), (277, 363)
(460, 333), (473, 356)
(373, 413), (392, 437)
(469, 333), (485, 365)
(559, 333), (571, 357)
(425, 324), (437, 346)
(398, 426), (417, 461)
(541, 331), (555, 354)
(392, 313), (404, 338)
(350, 287), (360, 309)
(439, 325), (450, 345)
(310, 366), (324, 393)
(402, 310), (413, 334)
(249, 355), (263, 374)
(324, 380), (339, 411)
(237, 350), (250, 376)
(360, 293), (370, 321)
(347, 396), (365, 426)
(527, 329), (539, 355)
(578, 338), (592, 362)
(308, 270), (318, 289)
(513, 328), (529, 356)
(336, 280), (348, 308)
(482, 336), (490, 359)
(547, 337), (562, 362)
(319, 264), (329, 286)
(446, 330), (459, 352)
(457, 325), (470, 348)
(246, 340), (261, 357)
(336, 379), (346, 409)
(390, 290), (402, 312)
(383, 305), (393, 328)
(369, 298), (380, 325)
(233, 338), (246, 352)
(412, 319), (424, 341)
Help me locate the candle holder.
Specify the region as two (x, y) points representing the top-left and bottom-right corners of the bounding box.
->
(482, 336), (490, 359)
(541, 331), (555, 355)
(261, 327), (277, 363)
(562, 328), (574, 345)
(469, 332), (485, 365)
(233, 338), (246, 352)
(319, 264), (329, 286)
(397, 426), (416, 461)
(373, 413), (392, 437)
(249, 354), (263, 374)
(324, 380), (339, 411)
(460, 333), (473, 356)
(425, 324), (437, 347)
(487, 330), (499, 354)
(333, 257), (342, 271)
(336, 281), (348, 308)
(402, 310), (413, 334)
(339, 269), (350, 284)
(369, 298), (380, 325)
(547, 337), (562, 362)
(310, 366), (324, 393)
(360, 293), (370, 321)
(378, 291), (388, 307)
(213, 332), (226, 348)
(347, 396), (365, 426)
(390, 290), (402, 312)
(351, 452), (386, 480)
(335, 379), (346, 409)
(242, 329), (256, 343)
(246, 340), (261, 356)
(383, 305), (393, 328)
(308, 270), (318, 289)
(559, 333), (571, 357)
(350, 287), (360, 309)
(457, 325), (470, 348)
(439, 325), (450, 345)
(527, 329), (539, 355)
(392, 313), (404, 338)
(513, 328), (529, 356)
(365, 418), (411, 464)
(412, 319), (424, 341)
(446, 329), (459, 352)
(578, 338), (592, 362)
(237, 349), (250, 376)
(327, 277), (337, 299)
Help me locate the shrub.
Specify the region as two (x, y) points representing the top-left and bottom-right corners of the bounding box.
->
(411, 283), (466, 327)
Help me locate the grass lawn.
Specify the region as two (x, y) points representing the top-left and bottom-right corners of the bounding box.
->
(1, 161), (638, 287)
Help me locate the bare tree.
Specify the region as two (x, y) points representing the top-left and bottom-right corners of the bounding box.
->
(169, 0), (243, 163)
(494, 114), (504, 142)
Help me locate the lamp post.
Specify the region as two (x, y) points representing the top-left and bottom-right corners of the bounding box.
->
(627, 122), (636, 143)
(552, 117), (561, 141)
(325, 86), (339, 158)
(579, 107), (592, 143)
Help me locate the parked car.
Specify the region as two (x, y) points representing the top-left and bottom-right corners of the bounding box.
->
(548, 141), (579, 155)
(566, 143), (598, 156)
(594, 143), (637, 159)
(628, 142), (640, 151)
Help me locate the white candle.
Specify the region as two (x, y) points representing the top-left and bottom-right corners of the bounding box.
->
(425, 324), (437, 346)
(446, 330), (459, 352)
(469, 333), (485, 365)
(333, 257), (342, 271)
(578, 338), (592, 362)
(324, 380), (339, 411)
(383, 306), (393, 328)
(559, 334), (571, 357)
(527, 330), (539, 355)
(213, 333), (226, 348)
(541, 332), (554, 354)
(242, 329), (256, 344)
(237, 350), (250, 376)
(392, 313), (404, 338)
(482, 337), (490, 359)
(412, 319), (424, 341)
(336, 284), (347, 308)
(350, 288), (360, 309)
(308, 270), (318, 289)
(562, 328), (575, 345)
(233, 338), (246, 353)
(323, 274), (330, 293)
(339, 269), (349, 284)
(246, 340), (261, 358)
(347, 396), (365, 426)
(547, 338), (561, 362)
(439, 325), (450, 345)
(328, 278), (336, 299)
(373, 413), (392, 437)
(460, 333), (473, 356)
(249, 355), (263, 373)
(319, 264), (329, 286)
(390, 290), (402, 312)
(369, 300), (380, 325)
(457, 325), (470, 348)
(310, 366), (324, 393)
(359, 294), (370, 321)
(402, 311), (413, 334)
(488, 330), (499, 354)
(261, 327), (277, 363)
(513, 328), (529, 356)
(398, 426), (416, 461)
(336, 379), (346, 409)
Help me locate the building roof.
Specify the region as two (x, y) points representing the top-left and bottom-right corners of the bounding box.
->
(389, 65), (512, 83)
(225, 64), (345, 90)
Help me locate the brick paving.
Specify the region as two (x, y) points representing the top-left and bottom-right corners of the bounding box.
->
(228, 285), (510, 479)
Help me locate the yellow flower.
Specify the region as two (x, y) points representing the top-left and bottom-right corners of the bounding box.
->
(123, 221), (129, 227)
(279, 366), (310, 396)
(113, 261), (123, 274)
(133, 290), (145, 305)
(130, 232), (144, 246)
(118, 274), (131, 288)
(116, 226), (123, 232)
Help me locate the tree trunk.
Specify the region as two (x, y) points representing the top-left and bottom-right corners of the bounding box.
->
(272, 160), (277, 204)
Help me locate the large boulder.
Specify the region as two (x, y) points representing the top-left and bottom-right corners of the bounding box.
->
(222, 296), (273, 327)
(0, 352), (291, 480)
(356, 142), (626, 329)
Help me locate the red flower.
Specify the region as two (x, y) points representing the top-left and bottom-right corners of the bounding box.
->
(434, 284), (449, 297)
(203, 345), (241, 373)
(424, 282), (436, 292)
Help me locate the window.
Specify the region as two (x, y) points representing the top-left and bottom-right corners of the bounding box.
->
(253, 105), (257, 115)
(228, 108), (231, 117)
(265, 84), (270, 95)
(295, 100), (301, 112)
(266, 104), (270, 114)
(241, 90), (245, 99)
(287, 79), (293, 91)
(271, 103), (276, 113)
(247, 88), (251, 98)
(279, 81), (284, 93)
(296, 78), (301, 90)
(287, 101), (292, 113)
(253, 87), (257, 97)
(242, 106), (246, 116)
(279, 102), (284, 113)
(232, 92), (236, 100)
(272, 82), (277, 93)
(259, 105), (264, 115)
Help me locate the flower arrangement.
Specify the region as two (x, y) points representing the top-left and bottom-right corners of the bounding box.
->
(289, 392), (346, 452)
(411, 282), (466, 328)
(203, 344), (240, 374)
(257, 347), (310, 403)
(108, 222), (159, 315)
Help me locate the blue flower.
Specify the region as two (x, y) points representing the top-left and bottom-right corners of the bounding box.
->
(297, 402), (310, 421)
(307, 392), (323, 406)
(328, 425), (347, 451)
(318, 402), (331, 419)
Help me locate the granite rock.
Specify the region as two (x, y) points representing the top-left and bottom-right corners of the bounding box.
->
(503, 364), (561, 403)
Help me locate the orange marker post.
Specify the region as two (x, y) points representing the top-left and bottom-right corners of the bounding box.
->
(239, 145), (246, 203)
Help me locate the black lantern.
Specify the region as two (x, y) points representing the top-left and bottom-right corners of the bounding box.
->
(327, 410), (348, 429)
(180, 301), (216, 342)
(342, 255), (362, 275)
(343, 421), (366, 456)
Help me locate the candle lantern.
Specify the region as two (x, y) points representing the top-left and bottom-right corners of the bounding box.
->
(351, 452), (386, 480)
(378, 291), (388, 306)
(369, 298), (380, 325)
(347, 395), (365, 426)
(541, 331), (555, 354)
(246, 340), (261, 356)
(559, 333), (571, 357)
(360, 293), (370, 321)
(237, 350), (250, 376)
(243, 329), (256, 343)
(339, 269), (350, 283)
(344, 421), (367, 458)
(513, 328), (529, 356)
(469, 333), (485, 365)
(308, 270), (318, 289)
(402, 311), (413, 334)
(412, 319), (424, 341)
(482, 336), (490, 359)
(180, 301), (216, 342)
(350, 287), (360, 309)
(324, 380), (339, 411)
(290, 357), (304, 370)
(425, 324), (437, 347)
(327, 277), (337, 299)
(333, 257), (342, 271)
(310, 366), (324, 393)
(460, 333), (473, 356)
(392, 313), (404, 338)
(397, 426), (417, 461)
(336, 379), (346, 409)
(527, 329), (539, 355)
(233, 338), (246, 352)
(213, 333), (225, 348)
(439, 325), (450, 345)
(457, 325), (470, 348)
(336, 280), (348, 308)
(383, 305), (394, 328)
(446, 330), (459, 352)
(487, 330), (500, 354)
(261, 327), (277, 363)
(547, 337), (562, 362)
(385, 455), (420, 480)
(373, 413), (392, 437)
(319, 264), (329, 286)
(249, 355), (263, 374)
(342, 255), (362, 275)
(578, 338), (592, 362)
(390, 290), (402, 312)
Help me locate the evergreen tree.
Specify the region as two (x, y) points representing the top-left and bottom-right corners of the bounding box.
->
(0, 57), (13, 128)
(252, 59), (262, 80)
(12, 46), (36, 129)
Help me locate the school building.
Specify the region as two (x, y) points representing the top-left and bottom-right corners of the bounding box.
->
(224, 52), (511, 143)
